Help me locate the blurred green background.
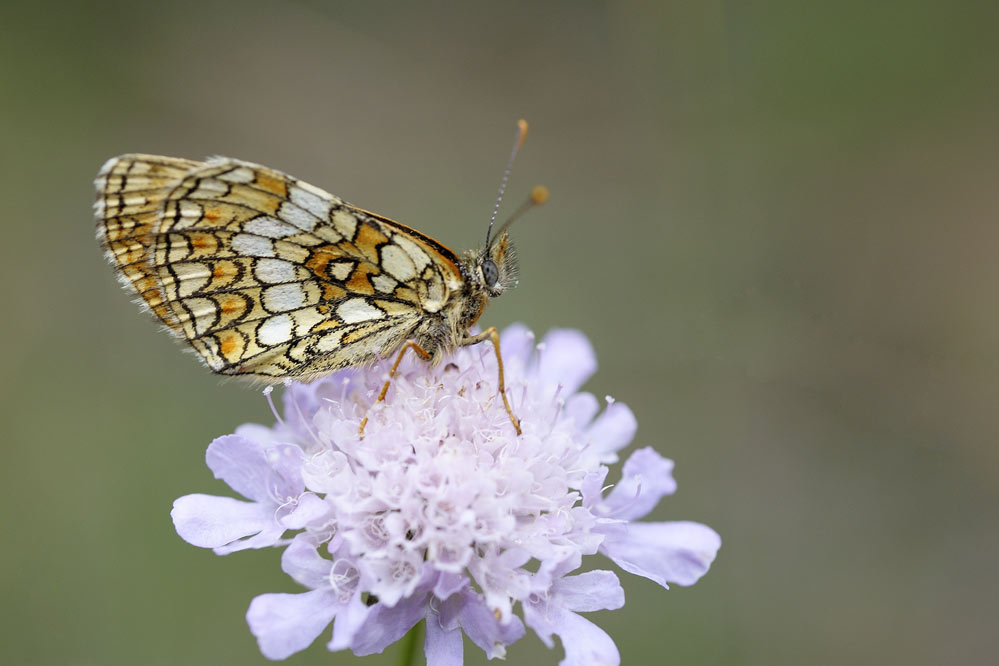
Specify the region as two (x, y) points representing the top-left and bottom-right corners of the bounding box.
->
(2, 1), (997, 664)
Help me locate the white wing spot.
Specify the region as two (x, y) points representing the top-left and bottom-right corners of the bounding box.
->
(337, 298), (385, 323)
(313, 225), (343, 244)
(219, 167), (255, 183)
(263, 283), (307, 312)
(167, 237), (190, 264)
(393, 235), (432, 271)
(178, 201), (203, 219)
(231, 233), (274, 257)
(173, 262), (212, 297)
(381, 244), (417, 281)
(188, 178), (229, 199)
(329, 261), (353, 281)
(278, 201), (318, 232)
(315, 329), (345, 352)
(183, 298), (216, 335)
(245, 216), (300, 239)
(331, 209), (357, 239)
(254, 258), (298, 284)
(371, 273), (398, 293)
(257, 314), (294, 346)
(290, 307), (325, 336)
(290, 185), (332, 221)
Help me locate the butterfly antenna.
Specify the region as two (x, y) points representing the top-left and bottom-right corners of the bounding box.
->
(493, 185), (549, 240)
(485, 119), (529, 249)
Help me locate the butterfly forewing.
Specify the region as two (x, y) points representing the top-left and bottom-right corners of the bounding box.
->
(96, 155), (466, 380)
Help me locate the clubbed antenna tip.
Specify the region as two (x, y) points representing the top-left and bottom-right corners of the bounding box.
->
(485, 120), (530, 248)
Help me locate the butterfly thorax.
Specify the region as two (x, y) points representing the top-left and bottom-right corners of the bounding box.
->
(413, 233), (518, 363)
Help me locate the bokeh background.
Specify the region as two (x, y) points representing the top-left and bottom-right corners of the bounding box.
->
(2, 1), (997, 664)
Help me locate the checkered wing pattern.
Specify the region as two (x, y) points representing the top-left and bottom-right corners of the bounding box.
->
(96, 155), (466, 378)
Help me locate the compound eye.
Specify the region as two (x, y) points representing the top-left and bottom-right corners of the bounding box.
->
(481, 259), (499, 287)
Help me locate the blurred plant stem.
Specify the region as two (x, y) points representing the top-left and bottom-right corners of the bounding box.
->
(399, 621), (423, 666)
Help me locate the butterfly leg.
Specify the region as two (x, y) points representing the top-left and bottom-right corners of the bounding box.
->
(461, 326), (522, 436)
(359, 340), (432, 436)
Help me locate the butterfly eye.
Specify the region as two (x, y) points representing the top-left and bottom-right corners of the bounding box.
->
(481, 259), (499, 288)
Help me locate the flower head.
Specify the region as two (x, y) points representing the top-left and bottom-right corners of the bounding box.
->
(172, 325), (720, 664)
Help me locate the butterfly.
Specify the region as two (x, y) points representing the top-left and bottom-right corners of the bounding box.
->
(95, 120), (546, 434)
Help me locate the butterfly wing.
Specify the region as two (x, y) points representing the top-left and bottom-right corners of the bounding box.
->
(96, 155), (466, 379)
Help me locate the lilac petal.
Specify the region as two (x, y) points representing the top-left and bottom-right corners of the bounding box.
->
(452, 590), (525, 658)
(327, 595), (369, 651)
(601, 521), (720, 588)
(282, 376), (355, 443)
(350, 591), (429, 656)
(205, 435), (272, 503)
(536, 329), (597, 394)
(583, 400), (638, 464)
(556, 570), (624, 612)
(601, 447), (676, 520)
(282, 380), (323, 423)
(264, 444), (307, 496)
(433, 572), (467, 601)
(549, 606), (620, 666)
(579, 467), (609, 508)
(171, 494), (276, 550)
(499, 323), (536, 367)
(540, 550), (583, 584)
(425, 611), (463, 666)
(523, 602), (555, 648)
(281, 492), (331, 530)
(281, 374), (353, 424)
(280, 534), (331, 589)
(564, 392), (599, 429)
(246, 589), (338, 660)
(213, 528), (287, 555)
(234, 423), (282, 447)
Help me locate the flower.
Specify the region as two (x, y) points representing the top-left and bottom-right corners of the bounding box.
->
(172, 325), (721, 664)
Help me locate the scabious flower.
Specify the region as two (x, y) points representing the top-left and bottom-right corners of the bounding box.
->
(172, 325), (721, 664)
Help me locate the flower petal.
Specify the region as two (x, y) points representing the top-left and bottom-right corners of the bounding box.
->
(580, 467), (610, 510)
(234, 422), (283, 447)
(499, 322), (536, 368)
(446, 589), (525, 659)
(601, 521), (720, 588)
(556, 570), (624, 613)
(280, 534), (331, 589)
(282, 374), (355, 442)
(263, 443), (307, 497)
(433, 572), (467, 601)
(205, 434), (272, 503)
(281, 492), (332, 530)
(171, 493), (277, 550)
(246, 589), (338, 660)
(425, 611), (463, 666)
(550, 606), (620, 666)
(564, 392), (599, 429)
(582, 400), (638, 465)
(536, 329), (597, 394)
(350, 591), (429, 656)
(327, 595), (369, 651)
(601, 447), (676, 520)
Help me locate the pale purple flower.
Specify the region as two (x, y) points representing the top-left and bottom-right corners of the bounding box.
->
(172, 325), (721, 664)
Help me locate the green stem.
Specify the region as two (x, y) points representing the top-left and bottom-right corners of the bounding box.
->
(399, 620), (424, 666)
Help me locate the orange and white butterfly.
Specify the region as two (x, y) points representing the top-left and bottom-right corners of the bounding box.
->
(95, 121), (546, 434)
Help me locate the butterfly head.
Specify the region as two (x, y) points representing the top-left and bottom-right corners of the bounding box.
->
(473, 183), (546, 299)
(474, 232), (519, 297)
